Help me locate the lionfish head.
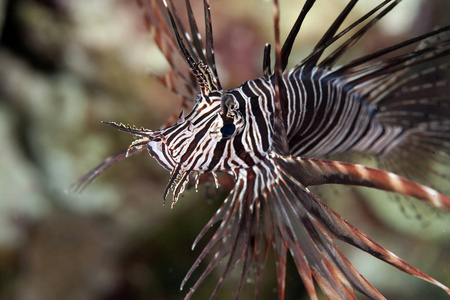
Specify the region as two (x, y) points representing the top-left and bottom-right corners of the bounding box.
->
(147, 90), (247, 173)
(110, 62), (268, 206)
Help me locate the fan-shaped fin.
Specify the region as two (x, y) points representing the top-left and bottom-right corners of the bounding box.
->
(181, 154), (449, 299)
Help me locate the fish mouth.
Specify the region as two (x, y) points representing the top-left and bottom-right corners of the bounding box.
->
(103, 121), (192, 207)
(103, 121), (200, 208)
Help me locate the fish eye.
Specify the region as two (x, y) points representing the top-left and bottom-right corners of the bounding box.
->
(217, 93), (242, 139)
(221, 123), (236, 138)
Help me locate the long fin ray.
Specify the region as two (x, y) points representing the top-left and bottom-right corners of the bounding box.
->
(273, 154), (450, 295)
(203, 0), (221, 89)
(68, 146), (144, 193)
(319, 0), (401, 68)
(137, 0), (199, 103)
(305, 0), (358, 68)
(275, 155), (450, 211)
(333, 25), (450, 76)
(298, 0), (395, 68)
(280, 0), (316, 70)
(182, 154), (449, 299)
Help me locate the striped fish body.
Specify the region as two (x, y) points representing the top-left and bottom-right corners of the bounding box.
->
(151, 64), (445, 174)
(271, 68), (399, 158)
(73, 0), (450, 299)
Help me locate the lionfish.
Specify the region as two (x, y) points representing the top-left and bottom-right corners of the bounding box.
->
(73, 0), (450, 299)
